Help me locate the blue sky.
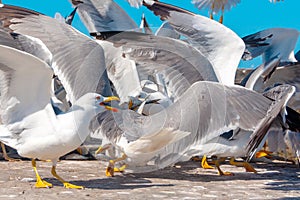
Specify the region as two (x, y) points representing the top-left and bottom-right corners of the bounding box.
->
(3, 0), (300, 68)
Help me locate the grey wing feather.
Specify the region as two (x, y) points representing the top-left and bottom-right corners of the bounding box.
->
(70, 0), (138, 33)
(155, 22), (180, 39)
(133, 81), (283, 169)
(0, 27), (52, 65)
(0, 5), (111, 103)
(144, 0), (245, 85)
(107, 31), (218, 101)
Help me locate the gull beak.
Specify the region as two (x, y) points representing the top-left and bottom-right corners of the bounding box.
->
(100, 96), (120, 112)
(103, 96), (120, 102)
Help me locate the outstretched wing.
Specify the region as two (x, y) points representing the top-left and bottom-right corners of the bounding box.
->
(70, 0), (138, 33)
(0, 45), (53, 124)
(0, 5), (111, 104)
(144, 0), (245, 85)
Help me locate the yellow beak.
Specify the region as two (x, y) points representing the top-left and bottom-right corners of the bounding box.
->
(103, 96), (120, 102)
(100, 96), (120, 112)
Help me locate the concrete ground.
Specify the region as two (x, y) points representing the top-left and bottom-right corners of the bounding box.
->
(0, 159), (299, 199)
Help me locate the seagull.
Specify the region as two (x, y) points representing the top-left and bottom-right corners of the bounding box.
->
(191, 0), (241, 23)
(190, 0), (283, 23)
(0, 4), (121, 189)
(84, 30), (295, 176)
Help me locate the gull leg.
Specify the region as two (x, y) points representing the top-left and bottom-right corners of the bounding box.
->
(113, 164), (127, 173)
(1, 143), (21, 162)
(214, 157), (234, 176)
(95, 144), (112, 155)
(106, 153), (127, 177)
(219, 5), (224, 24)
(210, 1), (215, 20)
(51, 163), (83, 189)
(32, 159), (52, 188)
(201, 155), (214, 169)
(229, 157), (257, 173)
(255, 142), (272, 158)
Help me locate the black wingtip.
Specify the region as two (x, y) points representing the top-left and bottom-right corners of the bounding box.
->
(90, 31), (124, 40)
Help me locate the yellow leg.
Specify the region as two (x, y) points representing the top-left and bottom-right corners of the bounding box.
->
(214, 157), (234, 176)
(255, 142), (272, 158)
(201, 155), (214, 169)
(95, 146), (104, 155)
(32, 159), (52, 188)
(219, 5), (224, 24)
(229, 157), (257, 173)
(113, 164), (127, 173)
(1, 143), (21, 162)
(51, 165), (83, 189)
(95, 144), (112, 155)
(106, 153), (127, 177)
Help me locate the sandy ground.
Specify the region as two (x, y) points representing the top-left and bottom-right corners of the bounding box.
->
(0, 159), (299, 199)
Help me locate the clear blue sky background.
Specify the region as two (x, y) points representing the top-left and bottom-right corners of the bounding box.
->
(3, 0), (300, 68)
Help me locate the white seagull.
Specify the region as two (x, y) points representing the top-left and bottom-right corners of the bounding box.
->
(191, 0), (241, 23)
(0, 4), (120, 189)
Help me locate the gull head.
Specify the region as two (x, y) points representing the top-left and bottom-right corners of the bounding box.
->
(97, 95), (120, 112)
(75, 93), (119, 112)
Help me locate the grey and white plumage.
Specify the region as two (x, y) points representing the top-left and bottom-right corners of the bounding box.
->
(144, 0), (245, 86)
(69, 0), (143, 103)
(105, 31), (219, 101)
(93, 81), (294, 172)
(239, 61), (300, 163)
(191, 0), (241, 14)
(0, 5), (200, 174)
(242, 62), (300, 111)
(69, 0), (138, 34)
(0, 5), (123, 186)
(84, 21), (294, 172)
(155, 22), (180, 39)
(242, 28), (300, 64)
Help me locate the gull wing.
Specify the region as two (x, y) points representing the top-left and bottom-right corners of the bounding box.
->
(106, 31), (218, 101)
(0, 5), (111, 104)
(70, 0), (138, 33)
(0, 45), (53, 124)
(0, 27), (52, 66)
(144, 0), (245, 85)
(242, 28), (299, 63)
(155, 22), (180, 39)
(95, 40), (142, 103)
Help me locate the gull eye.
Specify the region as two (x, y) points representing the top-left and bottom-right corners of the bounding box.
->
(96, 96), (101, 100)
